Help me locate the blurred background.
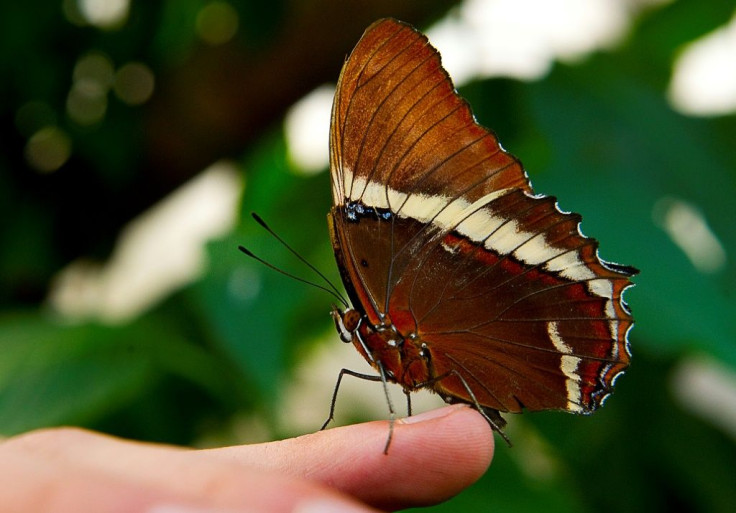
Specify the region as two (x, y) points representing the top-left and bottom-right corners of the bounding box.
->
(1, 0), (735, 511)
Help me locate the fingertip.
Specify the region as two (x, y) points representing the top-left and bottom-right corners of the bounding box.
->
(318, 405), (496, 509)
(395, 404), (495, 490)
(329, 405), (495, 509)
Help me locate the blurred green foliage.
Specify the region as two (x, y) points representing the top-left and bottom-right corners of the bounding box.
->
(1, 1), (735, 512)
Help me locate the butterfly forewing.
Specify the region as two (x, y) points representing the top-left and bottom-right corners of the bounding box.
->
(329, 18), (635, 419)
(330, 19), (531, 209)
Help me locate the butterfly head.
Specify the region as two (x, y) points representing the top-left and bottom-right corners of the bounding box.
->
(331, 306), (362, 343)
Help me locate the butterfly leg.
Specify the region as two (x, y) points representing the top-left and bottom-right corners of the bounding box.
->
(417, 370), (512, 446)
(320, 368), (382, 431)
(374, 361), (400, 454)
(448, 369), (511, 446)
(320, 364), (399, 454)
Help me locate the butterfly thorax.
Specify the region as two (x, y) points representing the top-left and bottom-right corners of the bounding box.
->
(331, 306), (431, 390)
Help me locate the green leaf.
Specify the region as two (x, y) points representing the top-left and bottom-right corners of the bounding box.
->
(0, 313), (154, 435)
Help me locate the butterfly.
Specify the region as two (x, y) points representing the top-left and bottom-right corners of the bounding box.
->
(323, 17), (636, 442)
(328, 19), (637, 433)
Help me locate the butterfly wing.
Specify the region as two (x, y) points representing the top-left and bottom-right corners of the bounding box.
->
(329, 18), (635, 415)
(329, 18), (530, 319)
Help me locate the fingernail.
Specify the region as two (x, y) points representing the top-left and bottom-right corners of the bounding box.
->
(147, 505), (247, 513)
(400, 404), (465, 424)
(293, 498), (374, 513)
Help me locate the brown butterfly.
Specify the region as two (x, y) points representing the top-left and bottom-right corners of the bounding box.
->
(325, 18), (636, 444)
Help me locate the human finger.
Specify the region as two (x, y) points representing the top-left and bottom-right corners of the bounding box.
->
(205, 404), (494, 510)
(1, 427), (375, 513)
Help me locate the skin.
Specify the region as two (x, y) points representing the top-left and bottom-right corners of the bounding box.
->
(0, 404), (494, 513)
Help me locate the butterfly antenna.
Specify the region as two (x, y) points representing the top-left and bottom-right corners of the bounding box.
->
(238, 245), (348, 307)
(250, 213), (347, 304)
(242, 213), (348, 307)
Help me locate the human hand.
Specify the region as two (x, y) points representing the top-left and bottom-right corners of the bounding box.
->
(0, 404), (493, 513)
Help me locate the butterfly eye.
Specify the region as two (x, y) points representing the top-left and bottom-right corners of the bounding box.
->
(343, 309), (362, 332)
